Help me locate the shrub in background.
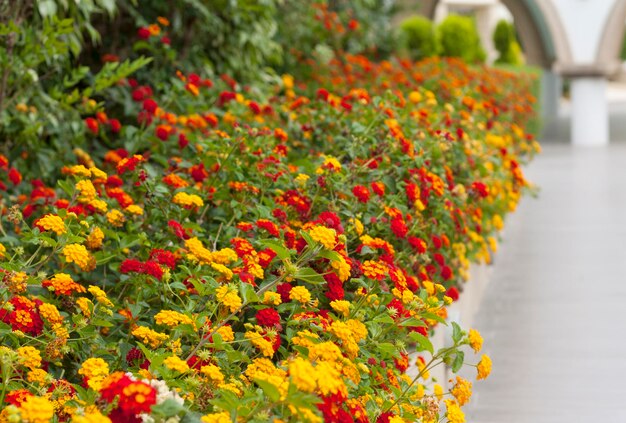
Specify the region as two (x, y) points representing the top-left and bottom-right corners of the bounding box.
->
(437, 14), (486, 63)
(493, 19), (524, 65)
(398, 15), (439, 60)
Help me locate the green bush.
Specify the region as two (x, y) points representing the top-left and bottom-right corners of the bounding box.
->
(398, 15), (438, 60)
(437, 14), (485, 63)
(493, 19), (523, 65)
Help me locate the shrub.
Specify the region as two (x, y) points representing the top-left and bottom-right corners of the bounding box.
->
(398, 15), (439, 60)
(493, 19), (524, 65)
(437, 14), (485, 63)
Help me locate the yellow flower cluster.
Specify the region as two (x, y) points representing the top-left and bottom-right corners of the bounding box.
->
(468, 328), (483, 352)
(477, 355), (492, 380)
(215, 285), (242, 312)
(164, 355), (190, 373)
(289, 286), (311, 304)
(18, 396), (54, 423)
(76, 179), (97, 202)
(330, 300), (350, 317)
(307, 226), (337, 250)
(106, 209), (126, 227)
(39, 303), (63, 325)
(245, 330), (275, 357)
(76, 297), (93, 317)
(132, 326), (169, 348)
(44, 273), (86, 295)
(78, 358), (109, 391)
(362, 260), (388, 280)
(125, 204), (144, 215)
(450, 376), (472, 406)
(173, 192), (204, 208)
(330, 254), (351, 282)
(155, 310), (194, 327)
(85, 227), (104, 249)
(185, 237), (237, 266)
(201, 364), (225, 384)
(445, 400), (466, 423)
(63, 244), (94, 270)
(17, 346), (42, 369)
(201, 412), (231, 423)
(6, 271), (27, 294)
(37, 214), (66, 235)
(88, 285), (114, 308)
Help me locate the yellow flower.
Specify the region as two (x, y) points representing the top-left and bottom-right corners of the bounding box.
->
(330, 300), (350, 317)
(27, 368), (49, 386)
(468, 328), (483, 353)
(89, 167), (107, 180)
(245, 331), (275, 357)
(155, 310), (194, 327)
(164, 355), (190, 373)
(39, 303), (63, 325)
(106, 209), (126, 227)
(125, 204), (144, 215)
(201, 364), (225, 384)
(408, 90), (422, 103)
(362, 260), (387, 280)
(289, 286), (311, 304)
(262, 291), (282, 306)
(445, 400), (466, 423)
(76, 297), (94, 317)
(450, 376), (472, 406)
(17, 346), (42, 369)
(477, 355), (492, 380)
(132, 326), (169, 348)
(0, 242), (6, 258)
(288, 357), (317, 392)
(308, 226), (337, 250)
(433, 383), (444, 400)
(88, 199), (108, 213)
(37, 214), (66, 235)
(18, 396), (54, 423)
(350, 218), (364, 236)
(173, 192), (204, 208)
(201, 412), (231, 423)
(6, 271), (27, 294)
(76, 179), (97, 202)
(315, 361), (346, 397)
(216, 285), (242, 312)
(216, 325), (235, 342)
(88, 285), (114, 307)
(78, 358), (109, 391)
(86, 227), (104, 250)
(63, 244), (93, 270)
(71, 410), (112, 423)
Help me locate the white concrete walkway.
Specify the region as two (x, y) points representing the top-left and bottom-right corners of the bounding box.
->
(464, 144), (626, 422)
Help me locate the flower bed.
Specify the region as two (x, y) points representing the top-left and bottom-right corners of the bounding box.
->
(0, 50), (538, 422)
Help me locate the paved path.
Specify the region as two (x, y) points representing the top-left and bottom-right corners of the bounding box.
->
(464, 144), (626, 422)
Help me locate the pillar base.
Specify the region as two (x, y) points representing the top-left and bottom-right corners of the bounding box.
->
(570, 77), (609, 146)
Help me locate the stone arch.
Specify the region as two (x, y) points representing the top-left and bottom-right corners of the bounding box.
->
(595, 0), (626, 76)
(418, 0), (571, 68)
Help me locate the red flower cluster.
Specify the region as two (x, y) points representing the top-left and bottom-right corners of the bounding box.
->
(120, 259), (164, 280)
(100, 373), (157, 423)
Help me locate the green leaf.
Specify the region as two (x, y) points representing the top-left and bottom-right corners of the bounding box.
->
(257, 239), (291, 260)
(294, 267), (325, 285)
(451, 350), (465, 372)
(451, 321), (463, 344)
(255, 378), (280, 402)
(408, 332), (434, 354)
(240, 282), (259, 304)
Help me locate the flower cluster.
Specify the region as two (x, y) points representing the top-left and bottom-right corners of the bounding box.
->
(0, 21), (537, 423)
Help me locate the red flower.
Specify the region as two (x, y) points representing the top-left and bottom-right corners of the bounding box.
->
(8, 168), (22, 185)
(137, 27), (151, 39)
(142, 98), (158, 114)
(256, 308), (281, 327)
(408, 236), (427, 254)
(149, 249), (177, 269)
(120, 259), (144, 274)
(471, 181), (489, 198)
(85, 117), (99, 135)
(352, 185), (370, 203)
(256, 219), (280, 237)
(371, 181), (385, 196)
(390, 217), (408, 238)
(276, 283), (293, 303)
(168, 220), (190, 239)
(109, 119), (121, 133)
(446, 286), (460, 301)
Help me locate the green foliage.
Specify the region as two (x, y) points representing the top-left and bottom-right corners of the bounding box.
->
(437, 14), (485, 63)
(398, 15), (438, 60)
(493, 19), (523, 65)
(0, 1), (149, 178)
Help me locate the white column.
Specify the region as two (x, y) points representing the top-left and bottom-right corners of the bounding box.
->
(541, 70), (561, 119)
(570, 77), (609, 146)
